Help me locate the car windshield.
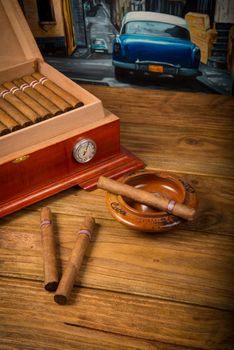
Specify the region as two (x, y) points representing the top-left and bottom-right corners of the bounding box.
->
(123, 21), (190, 40)
(95, 39), (104, 44)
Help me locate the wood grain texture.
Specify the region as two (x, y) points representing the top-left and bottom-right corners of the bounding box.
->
(120, 122), (234, 177)
(81, 85), (234, 177)
(81, 85), (234, 130)
(0, 177), (233, 311)
(1, 85), (234, 350)
(0, 277), (233, 350)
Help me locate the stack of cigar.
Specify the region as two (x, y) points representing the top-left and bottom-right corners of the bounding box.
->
(0, 72), (84, 136)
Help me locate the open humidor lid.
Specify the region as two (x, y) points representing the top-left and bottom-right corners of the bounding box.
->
(0, 0), (43, 71)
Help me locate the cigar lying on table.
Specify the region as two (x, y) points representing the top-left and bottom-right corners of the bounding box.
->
(40, 207), (59, 292)
(32, 72), (84, 108)
(97, 176), (196, 221)
(13, 78), (62, 116)
(54, 216), (96, 305)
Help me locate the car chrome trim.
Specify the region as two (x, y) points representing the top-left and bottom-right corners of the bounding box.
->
(113, 60), (199, 77)
(135, 59), (180, 69)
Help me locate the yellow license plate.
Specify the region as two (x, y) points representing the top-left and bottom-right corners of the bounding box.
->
(148, 65), (164, 73)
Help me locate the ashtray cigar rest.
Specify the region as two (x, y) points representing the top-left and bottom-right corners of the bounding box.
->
(105, 171), (198, 232)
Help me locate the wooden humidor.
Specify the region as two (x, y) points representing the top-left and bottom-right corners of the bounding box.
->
(0, 0), (144, 217)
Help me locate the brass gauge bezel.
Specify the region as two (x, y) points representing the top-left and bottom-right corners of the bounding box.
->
(73, 138), (97, 163)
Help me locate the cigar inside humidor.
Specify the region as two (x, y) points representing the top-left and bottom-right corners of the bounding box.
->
(0, 107), (23, 132)
(22, 75), (73, 113)
(0, 71), (85, 137)
(0, 98), (32, 128)
(13, 78), (62, 116)
(32, 72), (84, 109)
(3, 81), (51, 121)
(0, 119), (10, 136)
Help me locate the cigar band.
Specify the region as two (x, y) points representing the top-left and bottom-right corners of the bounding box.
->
(30, 80), (40, 88)
(39, 77), (48, 85)
(20, 83), (30, 91)
(0, 90), (10, 98)
(79, 229), (91, 240)
(40, 219), (52, 228)
(10, 86), (20, 94)
(167, 200), (176, 214)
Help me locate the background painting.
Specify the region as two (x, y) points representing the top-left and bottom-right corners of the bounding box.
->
(19, 0), (234, 95)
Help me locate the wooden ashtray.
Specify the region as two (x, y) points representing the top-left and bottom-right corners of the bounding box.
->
(105, 171), (198, 232)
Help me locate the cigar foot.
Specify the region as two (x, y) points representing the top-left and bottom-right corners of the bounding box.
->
(75, 101), (84, 108)
(54, 294), (68, 305)
(45, 281), (59, 292)
(64, 106), (73, 112)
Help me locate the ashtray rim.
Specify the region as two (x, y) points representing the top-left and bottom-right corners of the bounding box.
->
(117, 171), (186, 217)
(105, 170), (198, 232)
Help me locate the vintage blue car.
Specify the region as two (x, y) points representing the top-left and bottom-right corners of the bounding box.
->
(112, 11), (201, 79)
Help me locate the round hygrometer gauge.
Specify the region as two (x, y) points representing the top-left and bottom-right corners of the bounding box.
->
(73, 139), (97, 163)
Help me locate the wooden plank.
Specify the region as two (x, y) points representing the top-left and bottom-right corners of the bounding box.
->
(81, 85), (234, 130)
(0, 277), (233, 350)
(185, 12), (210, 30)
(79, 86), (234, 177)
(120, 123), (234, 177)
(0, 319), (195, 350)
(0, 183), (233, 310)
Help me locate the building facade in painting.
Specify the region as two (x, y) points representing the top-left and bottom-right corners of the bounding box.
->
(19, 0), (86, 56)
(110, 0), (131, 29)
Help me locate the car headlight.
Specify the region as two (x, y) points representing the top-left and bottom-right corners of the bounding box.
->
(113, 42), (121, 54)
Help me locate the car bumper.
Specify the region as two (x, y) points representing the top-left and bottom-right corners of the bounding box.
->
(113, 60), (200, 77)
(92, 48), (107, 52)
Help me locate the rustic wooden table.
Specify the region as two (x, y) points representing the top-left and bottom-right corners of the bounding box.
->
(1, 85), (234, 350)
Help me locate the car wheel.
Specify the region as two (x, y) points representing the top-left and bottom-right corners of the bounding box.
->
(175, 76), (197, 84)
(114, 67), (127, 81)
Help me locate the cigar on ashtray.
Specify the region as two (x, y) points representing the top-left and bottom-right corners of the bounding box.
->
(54, 216), (96, 305)
(97, 176), (196, 221)
(40, 207), (59, 292)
